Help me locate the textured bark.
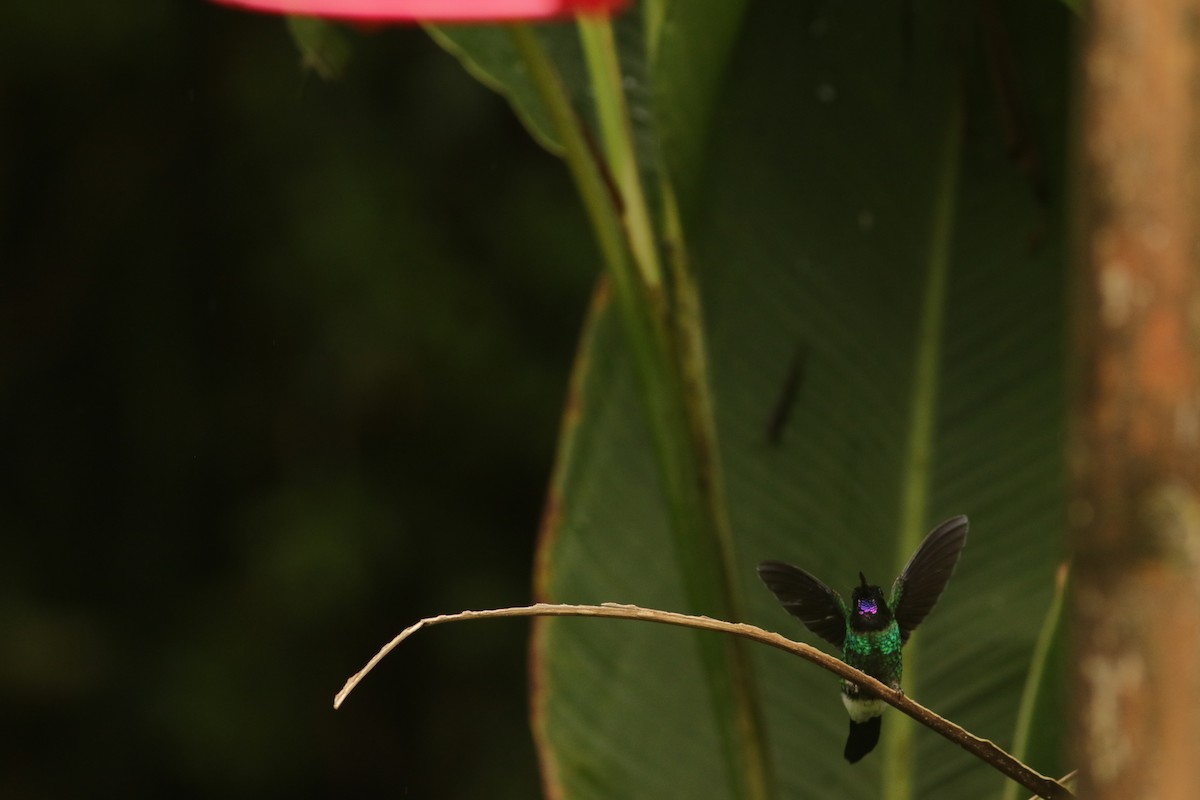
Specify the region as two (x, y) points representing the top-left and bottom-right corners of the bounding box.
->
(1073, 1), (1200, 797)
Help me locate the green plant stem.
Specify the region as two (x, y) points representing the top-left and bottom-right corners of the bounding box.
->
(510, 20), (771, 800)
(576, 16), (770, 800)
(659, 175), (773, 800)
(333, 602), (1076, 800)
(576, 16), (663, 289)
(885, 81), (964, 800)
(506, 26), (628, 299)
(1003, 565), (1070, 800)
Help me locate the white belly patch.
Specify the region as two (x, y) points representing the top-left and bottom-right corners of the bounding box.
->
(841, 692), (886, 723)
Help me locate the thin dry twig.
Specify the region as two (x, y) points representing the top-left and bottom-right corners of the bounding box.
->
(1028, 771), (1077, 800)
(335, 602), (1074, 800)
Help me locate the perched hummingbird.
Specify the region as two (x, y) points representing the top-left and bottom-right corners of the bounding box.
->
(757, 515), (968, 763)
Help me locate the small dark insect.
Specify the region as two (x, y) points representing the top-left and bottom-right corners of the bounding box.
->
(765, 343), (808, 445)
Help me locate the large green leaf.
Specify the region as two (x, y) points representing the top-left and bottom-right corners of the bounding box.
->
(426, 6), (771, 799)
(429, 1), (752, 216)
(532, 1), (1071, 799)
(422, 21), (586, 154)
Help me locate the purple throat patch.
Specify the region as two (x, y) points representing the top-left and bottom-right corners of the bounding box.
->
(857, 598), (878, 615)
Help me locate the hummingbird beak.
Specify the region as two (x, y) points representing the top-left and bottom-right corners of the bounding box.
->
(858, 571), (868, 588)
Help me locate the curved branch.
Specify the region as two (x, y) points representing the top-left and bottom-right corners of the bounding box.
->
(334, 602), (1074, 800)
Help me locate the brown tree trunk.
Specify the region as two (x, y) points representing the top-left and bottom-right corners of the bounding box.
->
(1073, 1), (1200, 798)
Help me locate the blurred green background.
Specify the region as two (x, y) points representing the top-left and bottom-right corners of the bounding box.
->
(1, 4), (593, 797)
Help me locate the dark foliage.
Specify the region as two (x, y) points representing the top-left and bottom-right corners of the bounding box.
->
(0, 4), (593, 797)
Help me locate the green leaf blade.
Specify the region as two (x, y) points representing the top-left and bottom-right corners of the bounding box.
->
(533, 0), (1070, 798)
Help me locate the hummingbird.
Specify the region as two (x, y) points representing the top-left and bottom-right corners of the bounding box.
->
(757, 515), (968, 763)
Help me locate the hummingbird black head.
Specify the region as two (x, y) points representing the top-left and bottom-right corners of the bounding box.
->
(848, 572), (891, 632)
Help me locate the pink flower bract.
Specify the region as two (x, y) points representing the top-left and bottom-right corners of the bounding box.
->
(212, 0), (628, 22)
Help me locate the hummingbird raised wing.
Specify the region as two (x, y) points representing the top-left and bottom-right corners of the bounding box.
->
(755, 560), (848, 650)
(890, 514), (969, 644)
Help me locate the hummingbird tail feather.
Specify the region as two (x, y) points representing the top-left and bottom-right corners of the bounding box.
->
(843, 716), (881, 763)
